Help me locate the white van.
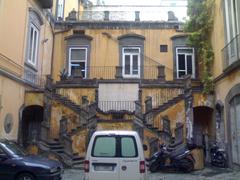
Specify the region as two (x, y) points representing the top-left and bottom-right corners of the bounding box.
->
(84, 130), (147, 180)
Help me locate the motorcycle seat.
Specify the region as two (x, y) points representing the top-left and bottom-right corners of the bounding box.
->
(169, 144), (187, 158)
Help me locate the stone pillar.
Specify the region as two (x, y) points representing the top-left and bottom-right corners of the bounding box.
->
(59, 116), (68, 141)
(157, 65), (165, 80)
(145, 96), (152, 112)
(135, 100), (142, 119)
(104, 11), (109, 21)
(184, 75), (194, 145)
(82, 96), (89, 105)
(45, 75), (53, 90)
(115, 66), (123, 79)
(135, 11), (140, 21)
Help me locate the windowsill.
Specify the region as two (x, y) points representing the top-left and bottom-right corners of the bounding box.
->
(122, 76), (140, 79)
(223, 59), (240, 74)
(215, 59), (240, 83)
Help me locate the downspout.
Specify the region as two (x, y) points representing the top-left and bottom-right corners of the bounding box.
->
(50, 24), (71, 79)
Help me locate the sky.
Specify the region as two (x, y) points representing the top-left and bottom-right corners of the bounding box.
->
(92, 0), (188, 6)
(89, 0), (188, 21)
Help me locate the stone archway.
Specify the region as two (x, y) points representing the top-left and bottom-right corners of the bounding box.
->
(225, 83), (240, 166)
(21, 105), (44, 147)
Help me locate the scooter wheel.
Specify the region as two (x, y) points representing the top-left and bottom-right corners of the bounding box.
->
(149, 162), (159, 173)
(179, 158), (194, 173)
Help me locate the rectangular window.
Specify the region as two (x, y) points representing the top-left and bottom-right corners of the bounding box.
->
(160, 45), (168, 52)
(92, 136), (138, 158)
(92, 136), (116, 157)
(224, 0), (240, 66)
(122, 47), (140, 78)
(176, 48), (195, 79)
(121, 137), (137, 157)
(57, 0), (65, 20)
(28, 24), (39, 66)
(69, 47), (87, 78)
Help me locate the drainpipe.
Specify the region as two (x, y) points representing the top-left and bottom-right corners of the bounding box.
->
(50, 25), (71, 80)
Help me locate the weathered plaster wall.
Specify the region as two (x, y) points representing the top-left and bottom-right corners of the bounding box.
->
(211, 0), (225, 78)
(0, 0), (53, 76)
(97, 121), (133, 130)
(57, 88), (96, 105)
(143, 128), (158, 158)
(193, 93), (214, 109)
(155, 100), (185, 136)
(72, 128), (88, 157)
(0, 76), (24, 140)
(50, 101), (79, 138)
(25, 92), (44, 107)
(52, 28), (183, 81)
(0, 0), (53, 141)
(142, 87), (183, 111)
(214, 70), (240, 139)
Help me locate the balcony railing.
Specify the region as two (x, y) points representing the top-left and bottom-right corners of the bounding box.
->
(222, 34), (240, 70)
(61, 8), (184, 22)
(24, 68), (46, 88)
(98, 101), (136, 112)
(67, 65), (164, 80)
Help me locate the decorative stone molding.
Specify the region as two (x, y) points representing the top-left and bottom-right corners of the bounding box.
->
(157, 65), (166, 80)
(145, 96), (152, 112)
(115, 66), (123, 79)
(4, 113), (13, 134)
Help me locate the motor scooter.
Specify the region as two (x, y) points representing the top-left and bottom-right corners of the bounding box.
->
(210, 143), (227, 168)
(148, 143), (195, 173)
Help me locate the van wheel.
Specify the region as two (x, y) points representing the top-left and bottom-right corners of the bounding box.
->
(16, 173), (36, 180)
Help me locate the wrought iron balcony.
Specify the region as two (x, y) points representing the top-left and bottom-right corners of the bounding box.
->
(98, 101), (136, 112)
(66, 65), (165, 80)
(222, 34), (240, 71)
(23, 67), (46, 88)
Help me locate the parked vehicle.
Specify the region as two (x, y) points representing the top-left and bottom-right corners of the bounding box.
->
(84, 130), (147, 180)
(148, 143), (195, 173)
(0, 139), (63, 180)
(210, 143), (227, 168)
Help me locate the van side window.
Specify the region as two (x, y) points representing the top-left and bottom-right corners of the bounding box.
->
(92, 137), (116, 157)
(121, 137), (138, 157)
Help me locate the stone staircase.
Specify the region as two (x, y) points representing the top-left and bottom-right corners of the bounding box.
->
(143, 93), (185, 139)
(39, 139), (84, 169)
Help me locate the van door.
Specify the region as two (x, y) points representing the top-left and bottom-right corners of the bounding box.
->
(119, 136), (141, 180)
(89, 136), (119, 180)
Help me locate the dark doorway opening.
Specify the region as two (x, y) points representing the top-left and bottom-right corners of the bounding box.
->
(193, 106), (214, 161)
(21, 105), (43, 147)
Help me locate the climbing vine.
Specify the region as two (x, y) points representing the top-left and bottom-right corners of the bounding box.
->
(185, 0), (215, 94)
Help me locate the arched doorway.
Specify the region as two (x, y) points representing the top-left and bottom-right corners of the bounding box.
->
(193, 106), (214, 161)
(21, 105), (43, 147)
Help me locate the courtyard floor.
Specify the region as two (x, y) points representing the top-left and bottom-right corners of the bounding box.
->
(63, 166), (240, 180)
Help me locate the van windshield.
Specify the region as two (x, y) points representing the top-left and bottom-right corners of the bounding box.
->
(92, 135), (138, 158)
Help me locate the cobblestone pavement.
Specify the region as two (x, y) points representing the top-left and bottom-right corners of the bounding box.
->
(63, 167), (240, 180)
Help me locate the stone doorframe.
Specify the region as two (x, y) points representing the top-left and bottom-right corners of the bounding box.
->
(225, 83), (240, 168)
